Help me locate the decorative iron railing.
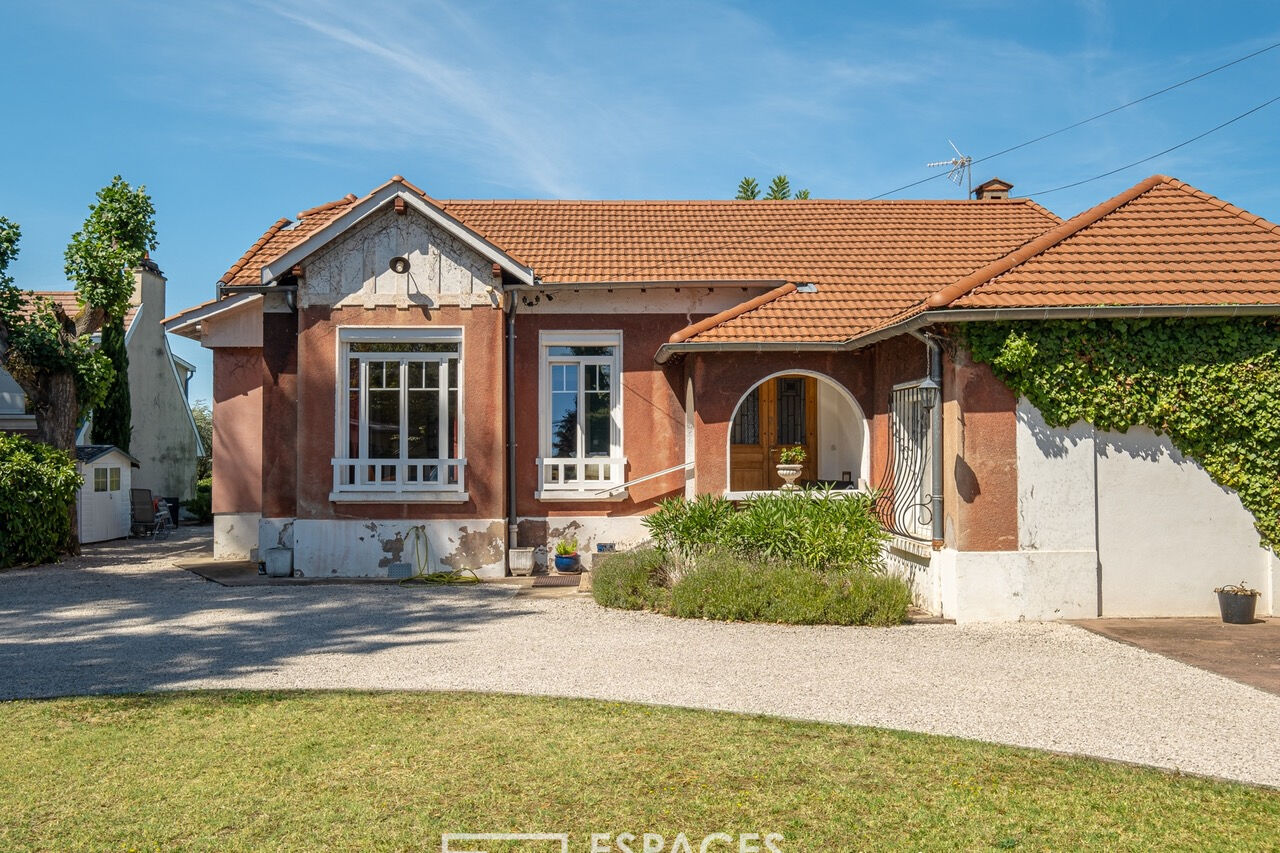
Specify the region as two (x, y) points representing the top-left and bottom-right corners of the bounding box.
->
(874, 384), (933, 540)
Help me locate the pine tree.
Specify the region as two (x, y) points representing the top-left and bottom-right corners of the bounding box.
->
(736, 177), (760, 200)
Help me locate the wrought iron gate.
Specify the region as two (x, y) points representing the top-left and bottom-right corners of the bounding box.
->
(875, 383), (933, 540)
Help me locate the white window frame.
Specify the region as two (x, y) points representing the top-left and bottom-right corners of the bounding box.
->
(331, 326), (468, 502)
(536, 330), (625, 498)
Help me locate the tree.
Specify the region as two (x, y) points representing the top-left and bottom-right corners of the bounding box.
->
(0, 218), (112, 453)
(66, 176), (158, 452)
(191, 400), (212, 480)
(735, 174), (810, 200)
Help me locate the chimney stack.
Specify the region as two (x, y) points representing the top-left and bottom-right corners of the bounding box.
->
(973, 177), (1013, 200)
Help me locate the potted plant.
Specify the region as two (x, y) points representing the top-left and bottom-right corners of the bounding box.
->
(1214, 580), (1261, 624)
(776, 446), (807, 491)
(553, 538), (581, 573)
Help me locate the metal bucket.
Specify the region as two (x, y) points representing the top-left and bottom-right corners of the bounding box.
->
(264, 547), (293, 578)
(1216, 590), (1258, 624)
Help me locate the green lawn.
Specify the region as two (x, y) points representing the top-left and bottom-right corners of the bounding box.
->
(1, 692), (1276, 851)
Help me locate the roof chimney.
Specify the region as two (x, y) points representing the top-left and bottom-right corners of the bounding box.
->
(973, 177), (1013, 200)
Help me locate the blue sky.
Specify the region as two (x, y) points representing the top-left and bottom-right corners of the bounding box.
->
(2, 1), (1278, 405)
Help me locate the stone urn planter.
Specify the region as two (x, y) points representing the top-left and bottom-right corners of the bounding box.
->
(775, 463), (804, 491)
(1214, 581), (1260, 624)
(776, 446), (807, 491)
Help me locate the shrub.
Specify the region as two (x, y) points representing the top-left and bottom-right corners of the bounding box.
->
(0, 433), (82, 567)
(668, 551), (911, 626)
(185, 477), (212, 524)
(643, 487), (888, 574)
(591, 548), (672, 612)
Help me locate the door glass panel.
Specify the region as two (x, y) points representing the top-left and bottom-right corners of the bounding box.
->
(407, 384), (438, 459)
(368, 361), (400, 459)
(550, 363), (579, 458)
(731, 387), (760, 445)
(776, 378), (806, 445)
(584, 364), (611, 457)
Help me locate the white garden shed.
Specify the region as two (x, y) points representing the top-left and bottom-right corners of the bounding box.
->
(75, 445), (140, 544)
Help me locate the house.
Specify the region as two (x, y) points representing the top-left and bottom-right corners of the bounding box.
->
(1, 260), (204, 506)
(165, 174), (1280, 622)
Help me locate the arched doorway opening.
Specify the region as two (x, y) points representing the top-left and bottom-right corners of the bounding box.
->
(726, 371), (868, 492)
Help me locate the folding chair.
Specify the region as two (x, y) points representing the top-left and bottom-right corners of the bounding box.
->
(130, 488), (167, 538)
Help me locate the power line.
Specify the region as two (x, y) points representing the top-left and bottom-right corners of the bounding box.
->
(869, 39), (1280, 199)
(1026, 94), (1280, 196)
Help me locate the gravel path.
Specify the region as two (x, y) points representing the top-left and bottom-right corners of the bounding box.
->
(3, 529), (1279, 788)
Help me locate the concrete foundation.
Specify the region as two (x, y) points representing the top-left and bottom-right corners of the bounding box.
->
(287, 518), (507, 578)
(214, 512), (262, 561)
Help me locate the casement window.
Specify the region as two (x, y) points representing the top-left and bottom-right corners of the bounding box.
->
(537, 331), (624, 496)
(93, 467), (120, 492)
(333, 327), (465, 499)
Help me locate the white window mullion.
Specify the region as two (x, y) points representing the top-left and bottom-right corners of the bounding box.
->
(438, 357), (449, 476)
(358, 360), (369, 468)
(399, 360), (409, 489)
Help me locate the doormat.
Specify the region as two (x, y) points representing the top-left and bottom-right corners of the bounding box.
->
(531, 574), (583, 588)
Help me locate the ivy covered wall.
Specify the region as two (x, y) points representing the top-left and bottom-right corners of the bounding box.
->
(961, 317), (1280, 554)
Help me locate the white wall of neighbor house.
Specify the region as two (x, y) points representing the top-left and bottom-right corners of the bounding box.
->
(127, 266), (200, 503)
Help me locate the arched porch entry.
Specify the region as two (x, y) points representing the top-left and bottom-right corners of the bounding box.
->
(726, 370), (870, 492)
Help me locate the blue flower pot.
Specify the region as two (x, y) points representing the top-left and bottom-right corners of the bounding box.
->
(554, 553), (580, 573)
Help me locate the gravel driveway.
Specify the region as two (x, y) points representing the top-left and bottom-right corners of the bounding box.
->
(3, 528), (1279, 788)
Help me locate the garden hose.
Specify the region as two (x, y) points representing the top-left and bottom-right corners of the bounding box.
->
(398, 523), (481, 586)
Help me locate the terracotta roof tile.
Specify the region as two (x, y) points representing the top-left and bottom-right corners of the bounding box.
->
(939, 175), (1280, 310)
(223, 183), (1061, 342)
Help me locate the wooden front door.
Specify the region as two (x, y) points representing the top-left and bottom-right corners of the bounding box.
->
(729, 376), (817, 490)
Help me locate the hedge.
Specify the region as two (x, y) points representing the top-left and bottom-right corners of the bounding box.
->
(0, 433), (81, 567)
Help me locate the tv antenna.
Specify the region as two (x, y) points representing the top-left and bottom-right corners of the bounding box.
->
(927, 140), (973, 197)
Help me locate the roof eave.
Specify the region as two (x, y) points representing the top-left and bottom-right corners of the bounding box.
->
(259, 187), (536, 287)
(656, 302), (1280, 363)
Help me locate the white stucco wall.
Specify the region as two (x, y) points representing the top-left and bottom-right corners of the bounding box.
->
(127, 267), (200, 502)
(1095, 427), (1274, 617)
(816, 381), (863, 483)
(939, 397), (1276, 621)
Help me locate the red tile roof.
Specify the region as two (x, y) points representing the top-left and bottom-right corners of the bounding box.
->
(216, 173), (1280, 350)
(222, 178), (1060, 340)
(931, 175), (1280, 310)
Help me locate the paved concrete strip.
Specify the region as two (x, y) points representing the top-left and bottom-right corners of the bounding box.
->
(2, 530), (1279, 789)
(1072, 617), (1280, 696)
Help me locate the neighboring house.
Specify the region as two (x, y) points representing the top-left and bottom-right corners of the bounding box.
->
(1, 260), (204, 505)
(165, 174), (1280, 622)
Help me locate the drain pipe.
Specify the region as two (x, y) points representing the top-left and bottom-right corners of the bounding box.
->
(909, 330), (946, 548)
(505, 293), (519, 558)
